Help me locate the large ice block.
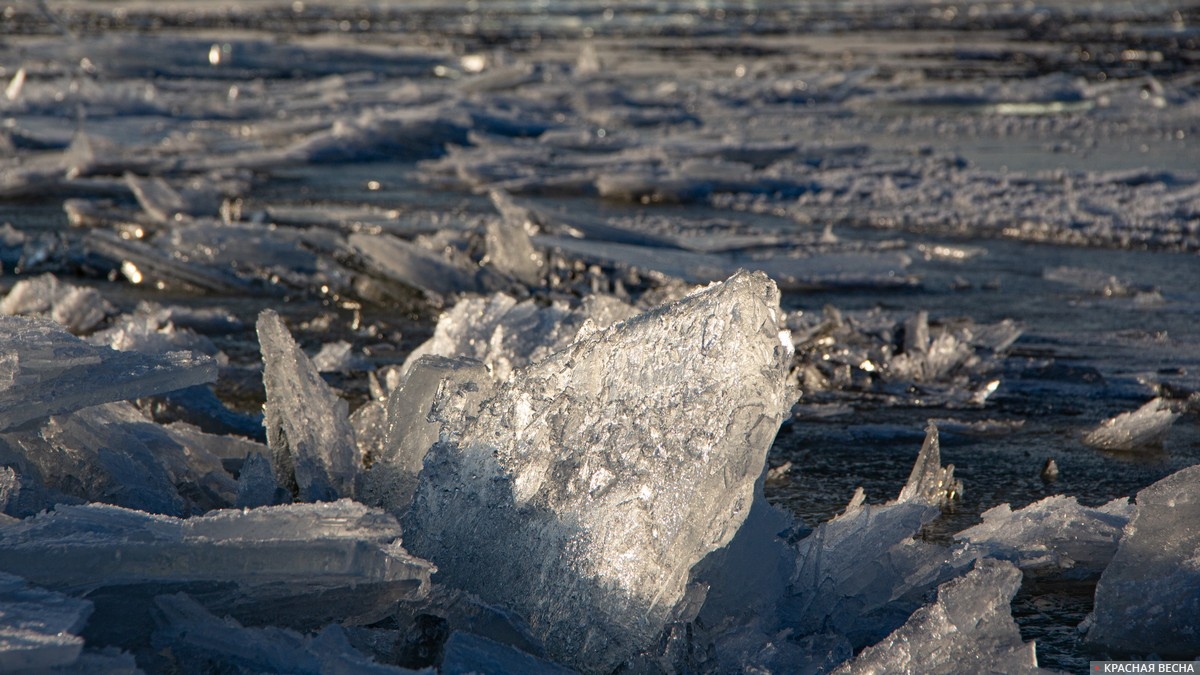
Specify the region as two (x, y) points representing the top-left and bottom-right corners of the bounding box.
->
(441, 631), (578, 675)
(0, 315), (217, 432)
(833, 560), (1044, 674)
(0, 571), (92, 672)
(1087, 464), (1200, 656)
(257, 310), (359, 502)
(956, 495), (1132, 575)
(403, 271), (795, 671)
(0, 500), (433, 629)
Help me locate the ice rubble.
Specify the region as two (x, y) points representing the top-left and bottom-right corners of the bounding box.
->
(0, 273), (115, 334)
(402, 271), (795, 671)
(1087, 464), (1200, 656)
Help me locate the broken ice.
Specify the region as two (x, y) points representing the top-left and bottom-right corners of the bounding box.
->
(1083, 397), (1180, 451)
(403, 271), (795, 671)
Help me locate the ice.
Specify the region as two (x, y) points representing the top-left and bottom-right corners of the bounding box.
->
(258, 310), (359, 502)
(956, 496), (1132, 575)
(402, 271), (794, 671)
(85, 230), (264, 295)
(0, 500), (433, 629)
(895, 423), (963, 506)
(441, 631), (578, 675)
(312, 340), (363, 373)
(1087, 464), (1200, 656)
(0, 571), (92, 672)
(0, 273), (115, 334)
(785, 425), (971, 648)
(400, 292), (637, 382)
(1083, 397), (1180, 451)
(349, 232), (499, 303)
(235, 451), (290, 509)
(364, 356), (490, 515)
(484, 190), (546, 287)
(0, 315), (217, 432)
(151, 593), (419, 675)
(832, 560), (1045, 675)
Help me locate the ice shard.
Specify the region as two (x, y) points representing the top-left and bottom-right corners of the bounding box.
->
(785, 426), (971, 648)
(1083, 397), (1180, 451)
(0, 315), (217, 432)
(441, 631), (578, 675)
(152, 593), (420, 675)
(833, 560), (1045, 675)
(0, 500), (433, 629)
(402, 271), (795, 671)
(364, 355), (490, 516)
(1087, 464), (1200, 656)
(0, 571), (92, 672)
(257, 310), (359, 502)
(895, 424), (963, 506)
(956, 495), (1132, 575)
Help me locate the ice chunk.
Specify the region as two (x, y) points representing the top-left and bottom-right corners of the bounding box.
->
(124, 172), (221, 223)
(400, 292), (637, 382)
(0, 273), (115, 334)
(349, 232), (499, 302)
(403, 271), (794, 671)
(485, 190), (545, 286)
(895, 424), (963, 506)
(258, 310), (359, 502)
(956, 496), (1132, 575)
(1087, 464), (1200, 656)
(85, 230), (265, 296)
(312, 340), (362, 373)
(441, 631), (578, 675)
(152, 593), (420, 674)
(1083, 397), (1179, 451)
(833, 560), (1044, 674)
(364, 356), (490, 516)
(786, 426), (970, 648)
(235, 451), (290, 509)
(0, 571), (92, 672)
(0, 500), (432, 629)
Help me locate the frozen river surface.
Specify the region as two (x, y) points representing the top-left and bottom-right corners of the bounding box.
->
(0, 1), (1198, 673)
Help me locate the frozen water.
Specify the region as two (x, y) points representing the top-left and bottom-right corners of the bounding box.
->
(400, 292), (637, 382)
(1, 273), (115, 334)
(0, 571), (91, 672)
(349, 232), (500, 303)
(833, 560), (1045, 675)
(152, 593), (419, 675)
(0, 500), (432, 630)
(1083, 397), (1180, 451)
(0, 315), (217, 432)
(441, 631), (578, 675)
(258, 309), (359, 502)
(364, 355), (491, 515)
(785, 424), (972, 648)
(1087, 464), (1200, 656)
(956, 496), (1132, 575)
(895, 424), (963, 506)
(403, 271), (794, 671)
(485, 190), (546, 287)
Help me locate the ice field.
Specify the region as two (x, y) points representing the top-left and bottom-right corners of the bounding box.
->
(0, 1), (1198, 672)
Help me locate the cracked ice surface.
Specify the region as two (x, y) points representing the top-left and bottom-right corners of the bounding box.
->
(0, 571), (92, 672)
(403, 271), (795, 671)
(1087, 464), (1200, 656)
